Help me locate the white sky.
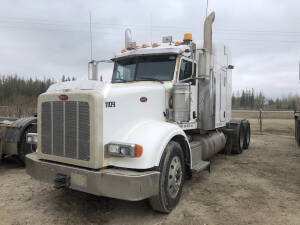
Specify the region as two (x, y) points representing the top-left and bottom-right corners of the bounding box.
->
(0, 0), (299, 98)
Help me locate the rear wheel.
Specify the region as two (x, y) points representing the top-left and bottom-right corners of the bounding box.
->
(243, 121), (251, 149)
(149, 141), (185, 213)
(230, 122), (244, 154)
(18, 125), (37, 165)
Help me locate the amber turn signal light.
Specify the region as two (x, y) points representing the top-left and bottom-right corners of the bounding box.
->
(134, 144), (143, 157)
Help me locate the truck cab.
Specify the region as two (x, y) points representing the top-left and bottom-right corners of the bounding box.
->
(26, 12), (250, 213)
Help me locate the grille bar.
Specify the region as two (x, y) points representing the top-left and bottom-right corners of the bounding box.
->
(41, 101), (90, 161)
(41, 102), (52, 155)
(65, 101), (77, 159)
(79, 102), (90, 161)
(53, 102), (64, 157)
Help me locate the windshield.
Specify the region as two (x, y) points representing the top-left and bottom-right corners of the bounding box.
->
(111, 55), (176, 83)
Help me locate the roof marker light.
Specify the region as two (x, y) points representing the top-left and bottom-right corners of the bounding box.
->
(152, 42), (159, 48)
(175, 41), (181, 46)
(184, 33), (193, 41)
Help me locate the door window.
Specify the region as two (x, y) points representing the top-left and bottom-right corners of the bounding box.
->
(179, 59), (196, 85)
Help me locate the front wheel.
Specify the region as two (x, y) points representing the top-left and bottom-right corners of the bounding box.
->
(149, 141), (185, 213)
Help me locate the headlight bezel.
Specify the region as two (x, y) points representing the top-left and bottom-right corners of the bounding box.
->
(106, 142), (143, 158)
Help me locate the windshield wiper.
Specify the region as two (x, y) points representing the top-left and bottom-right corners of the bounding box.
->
(138, 77), (164, 83)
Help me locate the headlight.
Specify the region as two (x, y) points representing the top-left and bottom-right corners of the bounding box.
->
(26, 133), (38, 145)
(107, 142), (143, 158)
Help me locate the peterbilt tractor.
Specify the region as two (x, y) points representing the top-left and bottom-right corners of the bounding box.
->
(26, 12), (250, 213)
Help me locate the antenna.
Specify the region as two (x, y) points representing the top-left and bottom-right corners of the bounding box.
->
(89, 11), (93, 61)
(88, 11), (98, 81)
(206, 0), (209, 17)
(150, 12), (153, 44)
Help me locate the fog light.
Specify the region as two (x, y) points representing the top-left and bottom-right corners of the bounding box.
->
(26, 133), (38, 145)
(27, 136), (32, 143)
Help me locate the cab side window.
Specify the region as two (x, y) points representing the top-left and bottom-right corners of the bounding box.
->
(179, 59), (196, 85)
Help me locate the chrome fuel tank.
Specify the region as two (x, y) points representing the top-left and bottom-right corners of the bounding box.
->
(172, 83), (191, 123)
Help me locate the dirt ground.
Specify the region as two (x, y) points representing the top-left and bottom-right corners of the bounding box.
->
(0, 115), (300, 225)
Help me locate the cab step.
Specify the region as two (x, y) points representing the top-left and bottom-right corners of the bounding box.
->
(191, 160), (210, 173)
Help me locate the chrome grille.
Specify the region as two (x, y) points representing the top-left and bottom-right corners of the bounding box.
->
(41, 101), (90, 161)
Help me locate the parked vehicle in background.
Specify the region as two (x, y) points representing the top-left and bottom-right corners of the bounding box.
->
(26, 12), (251, 213)
(295, 109), (300, 146)
(0, 117), (37, 164)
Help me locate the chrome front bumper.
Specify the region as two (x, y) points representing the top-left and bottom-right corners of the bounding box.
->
(26, 153), (160, 201)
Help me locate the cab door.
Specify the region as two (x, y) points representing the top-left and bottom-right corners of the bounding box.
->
(178, 57), (198, 124)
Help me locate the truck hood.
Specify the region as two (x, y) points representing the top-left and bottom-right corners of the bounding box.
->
(47, 80), (107, 92)
(102, 82), (169, 150)
(39, 80), (172, 169)
(48, 79), (172, 147)
(47, 80), (172, 95)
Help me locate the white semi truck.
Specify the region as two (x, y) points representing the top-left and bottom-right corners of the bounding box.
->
(26, 12), (250, 213)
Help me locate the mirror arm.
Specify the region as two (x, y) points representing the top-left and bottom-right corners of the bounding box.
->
(179, 75), (198, 83)
(95, 59), (113, 63)
(88, 59), (113, 80)
(180, 75), (209, 83)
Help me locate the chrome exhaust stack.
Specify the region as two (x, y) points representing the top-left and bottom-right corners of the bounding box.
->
(197, 12), (216, 130)
(203, 11), (215, 55)
(198, 11), (215, 80)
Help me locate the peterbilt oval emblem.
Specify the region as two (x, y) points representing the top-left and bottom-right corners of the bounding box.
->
(59, 94), (68, 101)
(140, 97), (147, 103)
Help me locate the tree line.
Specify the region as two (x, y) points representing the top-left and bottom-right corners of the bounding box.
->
(232, 89), (299, 111)
(0, 75), (53, 116)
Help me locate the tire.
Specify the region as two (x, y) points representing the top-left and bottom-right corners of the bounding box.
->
(18, 125), (37, 165)
(243, 121), (251, 150)
(149, 141), (185, 213)
(185, 166), (192, 180)
(231, 122), (244, 154)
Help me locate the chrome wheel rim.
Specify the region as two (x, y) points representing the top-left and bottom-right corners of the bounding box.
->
(168, 156), (182, 198)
